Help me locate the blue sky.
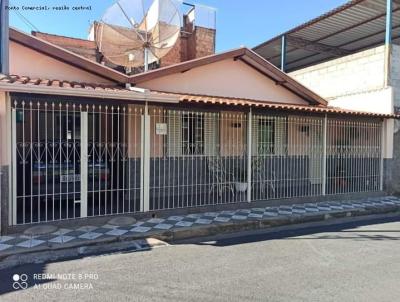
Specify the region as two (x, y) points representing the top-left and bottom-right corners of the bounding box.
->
(9, 0), (348, 51)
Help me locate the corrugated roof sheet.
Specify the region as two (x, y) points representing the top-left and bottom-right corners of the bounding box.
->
(254, 0), (398, 71)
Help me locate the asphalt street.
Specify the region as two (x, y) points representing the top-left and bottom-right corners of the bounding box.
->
(1, 216), (399, 302)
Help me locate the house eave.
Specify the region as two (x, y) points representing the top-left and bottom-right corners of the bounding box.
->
(0, 83), (180, 103)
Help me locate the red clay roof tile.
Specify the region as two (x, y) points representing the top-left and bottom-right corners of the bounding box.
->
(0, 75), (397, 118)
(154, 91), (398, 119)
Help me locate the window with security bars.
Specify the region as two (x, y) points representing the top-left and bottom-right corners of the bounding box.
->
(182, 113), (205, 155)
(253, 116), (287, 156)
(258, 118), (275, 155)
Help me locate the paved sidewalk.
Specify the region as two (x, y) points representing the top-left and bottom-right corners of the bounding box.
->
(0, 196), (399, 261)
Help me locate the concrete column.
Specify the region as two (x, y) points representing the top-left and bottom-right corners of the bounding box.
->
(140, 103), (150, 212)
(80, 112), (88, 218)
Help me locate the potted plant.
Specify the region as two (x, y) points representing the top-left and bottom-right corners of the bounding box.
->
(234, 166), (247, 192)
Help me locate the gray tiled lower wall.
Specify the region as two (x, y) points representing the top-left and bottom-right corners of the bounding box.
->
(388, 129), (400, 194)
(383, 158), (393, 194)
(2, 153), (397, 234)
(0, 165), (9, 234)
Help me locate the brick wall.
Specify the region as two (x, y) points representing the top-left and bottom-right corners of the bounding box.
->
(32, 22), (215, 70)
(32, 32), (98, 61)
(160, 25), (215, 67)
(159, 36), (185, 67)
(189, 27), (216, 60)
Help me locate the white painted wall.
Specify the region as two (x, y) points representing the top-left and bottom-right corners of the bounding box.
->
(289, 45), (395, 115)
(288, 45), (395, 160)
(329, 87), (393, 115)
(383, 119), (394, 159)
(140, 59), (308, 105)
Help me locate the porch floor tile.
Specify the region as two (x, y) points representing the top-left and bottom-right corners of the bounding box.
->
(175, 221), (194, 227)
(0, 244), (12, 251)
(0, 236), (14, 243)
(49, 235), (76, 244)
(214, 216), (231, 222)
(78, 232), (103, 240)
(194, 218), (213, 225)
(1, 196), (399, 256)
(167, 216), (185, 221)
(153, 223), (174, 230)
(105, 229), (128, 236)
(17, 239), (46, 248)
(130, 226), (152, 233)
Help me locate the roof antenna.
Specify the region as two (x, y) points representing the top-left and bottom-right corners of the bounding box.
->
(95, 0), (182, 74)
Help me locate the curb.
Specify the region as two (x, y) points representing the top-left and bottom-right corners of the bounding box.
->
(0, 204), (399, 269)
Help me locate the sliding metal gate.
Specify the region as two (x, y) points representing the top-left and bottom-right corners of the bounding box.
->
(12, 98), (143, 224)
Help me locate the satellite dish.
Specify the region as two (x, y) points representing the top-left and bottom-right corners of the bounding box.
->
(96, 0), (181, 72)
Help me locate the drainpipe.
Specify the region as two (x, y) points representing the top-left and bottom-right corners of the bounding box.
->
(0, 0), (9, 74)
(384, 0), (393, 87)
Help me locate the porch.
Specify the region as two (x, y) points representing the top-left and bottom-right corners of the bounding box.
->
(10, 94), (384, 225)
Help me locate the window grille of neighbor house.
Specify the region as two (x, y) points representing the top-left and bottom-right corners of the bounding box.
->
(10, 97), (384, 225)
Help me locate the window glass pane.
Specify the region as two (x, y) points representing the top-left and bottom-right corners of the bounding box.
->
(182, 113), (204, 155)
(258, 118), (274, 155)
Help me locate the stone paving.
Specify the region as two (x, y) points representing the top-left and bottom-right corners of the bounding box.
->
(0, 196), (399, 257)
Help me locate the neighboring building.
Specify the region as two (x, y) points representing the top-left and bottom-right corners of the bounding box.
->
(32, 6), (216, 73)
(254, 0), (400, 194)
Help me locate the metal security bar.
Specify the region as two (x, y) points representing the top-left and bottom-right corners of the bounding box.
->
(10, 97), (385, 225)
(326, 119), (382, 194)
(251, 115), (324, 201)
(12, 100), (83, 224)
(148, 108), (247, 210)
(12, 98), (143, 224)
(86, 104), (143, 217)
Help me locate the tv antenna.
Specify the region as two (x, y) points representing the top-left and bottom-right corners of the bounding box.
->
(96, 0), (181, 73)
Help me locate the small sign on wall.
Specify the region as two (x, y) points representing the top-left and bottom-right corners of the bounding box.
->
(156, 123), (167, 135)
